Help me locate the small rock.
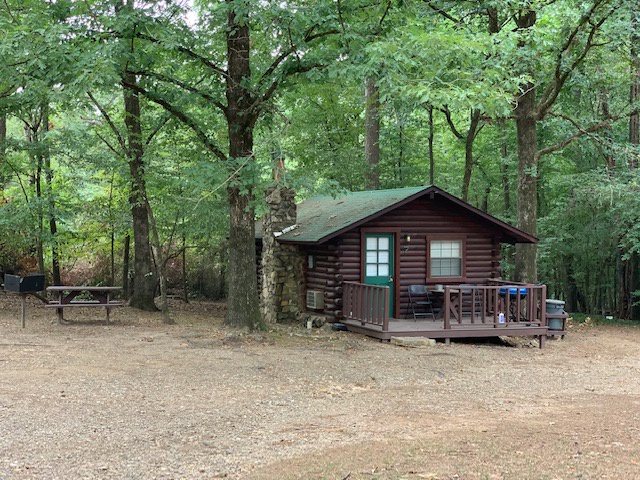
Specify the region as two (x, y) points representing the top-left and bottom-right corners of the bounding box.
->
(391, 337), (436, 347)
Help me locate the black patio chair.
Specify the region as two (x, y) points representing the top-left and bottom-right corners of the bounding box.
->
(460, 284), (483, 319)
(408, 284), (436, 321)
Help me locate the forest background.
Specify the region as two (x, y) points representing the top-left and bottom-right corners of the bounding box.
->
(1, 0), (639, 328)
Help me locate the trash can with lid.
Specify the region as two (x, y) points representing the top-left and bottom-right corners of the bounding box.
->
(546, 299), (566, 330)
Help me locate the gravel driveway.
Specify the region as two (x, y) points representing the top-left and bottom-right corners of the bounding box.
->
(1, 296), (639, 479)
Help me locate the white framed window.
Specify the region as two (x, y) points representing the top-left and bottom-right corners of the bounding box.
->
(429, 239), (464, 278)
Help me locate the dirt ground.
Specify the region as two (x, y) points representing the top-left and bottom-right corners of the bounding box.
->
(1, 295), (639, 480)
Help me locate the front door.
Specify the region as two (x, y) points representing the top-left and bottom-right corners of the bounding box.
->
(364, 233), (394, 316)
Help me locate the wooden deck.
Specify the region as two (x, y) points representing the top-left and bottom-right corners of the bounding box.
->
(342, 316), (548, 344)
(342, 281), (549, 347)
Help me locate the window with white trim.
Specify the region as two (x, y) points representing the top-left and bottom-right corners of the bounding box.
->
(430, 239), (463, 278)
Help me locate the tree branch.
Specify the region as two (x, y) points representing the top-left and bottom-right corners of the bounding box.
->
(2, 0), (16, 23)
(87, 91), (128, 154)
(424, 0), (461, 24)
(256, 22), (339, 109)
(337, 0), (350, 52)
(438, 105), (464, 140)
(121, 80), (227, 162)
(128, 69), (227, 114)
(0, 85), (15, 98)
(258, 26), (339, 91)
(379, 0), (393, 29)
(536, 1), (616, 118)
(470, 109), (483, 141)
(5, 158), (30, 204)
(135, 32), (228, 80)
(536, 113), (620, 159)
(95, 131), (125, 158)
(145, 114), (172, 146)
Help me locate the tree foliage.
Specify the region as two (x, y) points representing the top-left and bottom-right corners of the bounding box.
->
(1, 0), (639, 321)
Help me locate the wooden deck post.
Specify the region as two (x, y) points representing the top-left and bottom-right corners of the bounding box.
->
(443, 287), (451, 330)
(382, 286), (390, 331)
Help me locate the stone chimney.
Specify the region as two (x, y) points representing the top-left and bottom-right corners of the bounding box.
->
(260, 186), (305, 324)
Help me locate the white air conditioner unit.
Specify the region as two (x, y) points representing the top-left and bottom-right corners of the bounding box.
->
(306, 290), (325, 310)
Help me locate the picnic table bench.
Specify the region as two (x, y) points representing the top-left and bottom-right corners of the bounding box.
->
(46, 286), (123, 324)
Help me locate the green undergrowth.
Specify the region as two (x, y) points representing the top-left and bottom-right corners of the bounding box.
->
(569, 312), (640, 326)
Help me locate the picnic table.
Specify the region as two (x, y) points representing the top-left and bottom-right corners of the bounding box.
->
(46, 286), (123, 324)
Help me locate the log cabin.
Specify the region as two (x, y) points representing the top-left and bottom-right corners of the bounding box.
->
(257, 185), (552, 347)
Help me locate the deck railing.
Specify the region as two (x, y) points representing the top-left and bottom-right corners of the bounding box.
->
(341, 282), (547, 334)
(343, 281), (390, 330)
(443, 284), (547, 330)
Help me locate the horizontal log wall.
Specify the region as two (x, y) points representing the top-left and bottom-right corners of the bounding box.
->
(366, 196), (501, 318)
(365, 197), (501, 319)
(302, 195), (504, 320)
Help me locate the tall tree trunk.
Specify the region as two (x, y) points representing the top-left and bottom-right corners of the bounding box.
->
(428, 105), (435, 184)
(598, 67), (615, 168)
(630, 4), (640, 170)
(442, 106), (481, 202)
(122, 234), (130, 299)
(626, 7), (640, 320)
(488, 7), (499, 35)
(24, 113), (46, 276)
(461, 109), (481, 202)
(514, 9), (538, 283)
(224, 6), (262, 329)
(616, 5), (640, 320)
(182, 233), (189, 303)
(0, 113), (6, 196)
(108, 172), (116, 285)
(41, 105), (61, 285)
(514, 83), (538, 283)
(123, 71), (157, 311)
(481, 184), (490, 212)
(395, 108), (404, 183)
(565, 254), (578, 312)
(364, 77), (380, 190)
(500, 121), (511, 212)
(35, 148), (45, 276)
(145, 197), (173, 324)
(110, 230), (115, 285)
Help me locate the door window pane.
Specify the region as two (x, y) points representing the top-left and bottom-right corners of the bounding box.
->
(365, 235), (392, 279)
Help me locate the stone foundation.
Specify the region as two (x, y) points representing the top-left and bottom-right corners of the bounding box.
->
(260, 187), (305, 324)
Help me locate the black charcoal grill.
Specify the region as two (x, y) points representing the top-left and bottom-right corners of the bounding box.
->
(3, 273), (46, 328)
(4, 273), (45, 293)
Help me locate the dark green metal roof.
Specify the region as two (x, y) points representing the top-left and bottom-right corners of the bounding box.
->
(257, 185), (537, 245)
(278, 186), (429, 243)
